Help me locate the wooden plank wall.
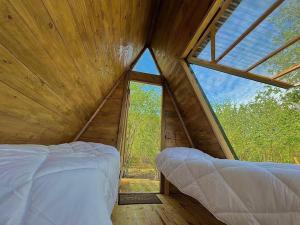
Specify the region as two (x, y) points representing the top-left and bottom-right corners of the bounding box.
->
(78, 76), (128, 147)
(161, 85), (192, 194)
(162, 87), (191, 149)
(0, 0), (155, 144)
(151, 0), (227, 158)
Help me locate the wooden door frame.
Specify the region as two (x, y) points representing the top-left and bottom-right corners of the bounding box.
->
(119, 72), (164, 193)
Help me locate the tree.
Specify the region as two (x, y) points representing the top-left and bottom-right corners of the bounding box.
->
(123, 82), (162, 178)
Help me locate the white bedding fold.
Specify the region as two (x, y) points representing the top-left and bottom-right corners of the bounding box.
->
(156, 147), (300, 225)
(0, 141), (120, 225)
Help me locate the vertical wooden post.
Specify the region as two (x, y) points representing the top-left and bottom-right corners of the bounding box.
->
(117, 74), (130, 178)
(210, 24), (216, 62)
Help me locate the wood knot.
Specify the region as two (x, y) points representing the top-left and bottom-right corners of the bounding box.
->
(48, 22), (53, 29)
(7, 15), (12, 20)
(2, 59), (11, 64)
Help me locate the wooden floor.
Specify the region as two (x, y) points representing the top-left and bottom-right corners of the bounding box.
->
(112, 194), (225, 225)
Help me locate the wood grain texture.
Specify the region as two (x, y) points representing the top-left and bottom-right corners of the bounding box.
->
(162, 86), (191, 149)
(0, 0), (155, 144)
(129, 71), (163, 86)
(78, 76), (127, 147)
(112, 194), (225, 225)
(151, 0), (227, 158)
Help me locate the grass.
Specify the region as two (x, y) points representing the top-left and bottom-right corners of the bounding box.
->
(120, 178), (160, 193)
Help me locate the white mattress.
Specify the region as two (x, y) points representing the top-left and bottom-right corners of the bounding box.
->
(156, 147), (300, 225)
(0, 141), (120, 225)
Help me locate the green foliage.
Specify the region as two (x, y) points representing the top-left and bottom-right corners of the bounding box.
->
(123, 82), (162, 178)
(215, 87), (300, 163)
(263, 0), (300, 83)
(213, 0), (300, 164)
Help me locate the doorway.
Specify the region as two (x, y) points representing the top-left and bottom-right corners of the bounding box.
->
(120, 81), (162, 193)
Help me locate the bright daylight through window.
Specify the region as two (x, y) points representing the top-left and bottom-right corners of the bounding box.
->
(189, 0), (300, 163)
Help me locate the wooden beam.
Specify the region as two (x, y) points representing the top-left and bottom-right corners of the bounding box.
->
(210, 24), (216, 62)
(146, 0), (161, 47)
(189, 0), (232, 58)
(165, 81), (195, 148)
(216, 0), (284, 62)
(272, 64), (300, 79)
(149, 47), (163, 75)
(188, 57), (293, 89)
(129, 71), (163, 85)
(164, 178), (170, 195)
(246, 35), (300, 72)
(180, 60), (236, 160)
(180, 0), (224, 58)
(117, 74), (130, 152)
(130, 47), (146, 70)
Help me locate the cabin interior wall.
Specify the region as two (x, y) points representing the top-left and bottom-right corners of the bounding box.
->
(0, 0), (155, 144)
(78, 76), (128, 147)
(151, 0), (227, 159)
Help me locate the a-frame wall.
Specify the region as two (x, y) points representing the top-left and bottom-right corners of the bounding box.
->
(75, 75), (128, 147)
(150, 0), (234, 159)
(75, 48), (193, 151)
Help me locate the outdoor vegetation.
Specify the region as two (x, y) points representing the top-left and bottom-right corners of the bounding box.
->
(215, 87), (299, 163)
(207, 0), (300, 164)
(121, 82), (161, 192)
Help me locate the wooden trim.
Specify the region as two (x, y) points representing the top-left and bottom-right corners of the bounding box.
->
(129, 71), (163, 85)
(146, 0), (161, 47)
(164, 81), (195, 148)
(210, 24), (216, 62)
(188, 57), (293, 89)
(180, 59), (236, 159)
(73, 75), (124, 141)
(180, 0), (224, 58)
(189, 0), (232, 58)
(149, 47), (162, 75)
(161, 84), (166, 150)
(164, 178), (170, 195)
(216, 0), (284, 62)
(130, 47), (146, 70)
(117, 74), (130, 152)
(246, 35), (300, 72)
(160, 84), (166, 194)
(272, 64), (300, 79)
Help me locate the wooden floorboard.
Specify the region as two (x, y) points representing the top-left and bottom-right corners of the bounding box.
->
(112, 194), (225, 225)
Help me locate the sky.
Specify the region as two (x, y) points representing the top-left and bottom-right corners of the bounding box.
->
(132, 0), (294, 106)
(133, 49), (160, 75)
(133, 47), (271, 106)
(193, 0), (292, 106)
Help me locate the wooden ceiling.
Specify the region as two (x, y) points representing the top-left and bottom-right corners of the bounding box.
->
(0, 0), (155, 144)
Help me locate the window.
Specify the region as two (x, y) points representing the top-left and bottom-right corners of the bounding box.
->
(133, 49), (160, 75)
(191, 64), (300, 163)
(190, 0), (300, 87)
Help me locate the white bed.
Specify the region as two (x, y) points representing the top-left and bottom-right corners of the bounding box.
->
(0, 141), (120, 225)
(156, 147), (300, 225)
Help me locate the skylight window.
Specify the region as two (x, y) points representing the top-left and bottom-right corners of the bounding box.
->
(189, 0), (299, 88)
(133, 49), (160, 75)
(219, 0), (300, 70)
(215, 0), (275, 59)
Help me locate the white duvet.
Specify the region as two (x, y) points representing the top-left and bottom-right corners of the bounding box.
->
(156, 147), (300, 225)
(0, 141), (120, 225)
